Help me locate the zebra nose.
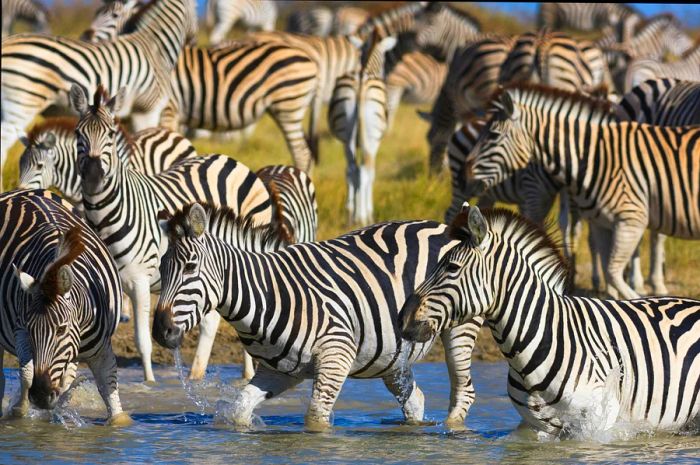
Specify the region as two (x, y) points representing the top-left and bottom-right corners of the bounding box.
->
(152, 305), (183, 349)
(29, 370), (59, 410)
(401, 294), (432, 343)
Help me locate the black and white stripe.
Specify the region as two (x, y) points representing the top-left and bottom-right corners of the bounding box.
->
(624, 44), (700, 93)
(403, 205), (700, 438)
(206, 0), (277, 45)
(69, 84), (273, 382)
(538, 3), (641, 40)
(153, 205), (484, 430)
(414, 2), (482, 63)
(0, 189), (131, 426)
(616, 78), (700, 127)
(1, 0), (48, 38)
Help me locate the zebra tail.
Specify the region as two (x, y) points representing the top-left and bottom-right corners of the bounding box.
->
(265, 178), (294, 244)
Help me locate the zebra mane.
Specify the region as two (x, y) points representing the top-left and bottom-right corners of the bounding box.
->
(633, 13), (678, 33)
(255, 170), (295, 244)
(450, 208), (571, 293)
(26, 117), (78, 145)
(163, 203), (286, 246)
(494, 83), (614, 119)
(425, 2), (480, 29)
(121, 0), (157, 34)
(41, 226), (85, 300)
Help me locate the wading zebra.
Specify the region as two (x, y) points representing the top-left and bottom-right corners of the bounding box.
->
(537, 3), (641, 41)
(418, 35), (514, 172)
(17, 117), (197, 207)
(466, 84), (700, 299)
(0, 0), (197, 187)
(206, 0), (277, 45)
(0, 189), (131, 426)
(328, 35), (397, 225)
(160, 41), (319, 173)
(402, 204), (700, 438)
(1, 0), (48, 39)
(414, 2), (482, 63)
(624, 44), (700, 93)
(70, 84), (272, 382)
(153, 203), (485, 430)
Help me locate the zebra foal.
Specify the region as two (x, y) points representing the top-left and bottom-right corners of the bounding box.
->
(403, 204), (700, 438)
(0, 189), (131, 425)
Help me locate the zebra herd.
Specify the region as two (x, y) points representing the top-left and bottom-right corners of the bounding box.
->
(0, 0), (699, 439)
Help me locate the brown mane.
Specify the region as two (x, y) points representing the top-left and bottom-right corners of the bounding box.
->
(121, 0), (157, 33)
(26, 117), (78, 145)
(41, 226), (85, 299)
(491, 82), (614, 116)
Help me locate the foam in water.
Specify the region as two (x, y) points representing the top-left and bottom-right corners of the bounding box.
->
(173, 348), (212, 414)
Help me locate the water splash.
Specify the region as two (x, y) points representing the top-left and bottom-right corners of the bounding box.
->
(173, 348), (211, 414)
(50, 375), (89, 429)
(213, 399), (265, 430)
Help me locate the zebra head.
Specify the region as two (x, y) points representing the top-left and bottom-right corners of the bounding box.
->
(71, 84), (126, 196)
(18, 132), (58, 190)
(467, 88), (534, 196)
(402, 202), (491, 343)
(81, 0), (143, 43)
(13, 227), (86, 410)
(414, 3), (481, 62)
(153, 204), (220, 350)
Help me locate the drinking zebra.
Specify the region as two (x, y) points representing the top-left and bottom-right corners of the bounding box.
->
(17, 117), (197, 208)
(465, 84), (700, 299)
(328, 35), (396, 225)
(70, 84), (273, 382)
(1, 0), (48, 39)
(206, 0), (277, 46)
(402, 204), (700, 438)
(0, 189), (131, 426)
(0, 0), (197, 186)
(154, 203), (485, 429)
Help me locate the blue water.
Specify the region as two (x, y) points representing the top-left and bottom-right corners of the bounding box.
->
(1, 362), (699, 464)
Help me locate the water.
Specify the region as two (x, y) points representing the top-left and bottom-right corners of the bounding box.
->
(1, 362), (698, 464)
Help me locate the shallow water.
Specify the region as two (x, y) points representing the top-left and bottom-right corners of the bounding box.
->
(1, 362), (698, 464)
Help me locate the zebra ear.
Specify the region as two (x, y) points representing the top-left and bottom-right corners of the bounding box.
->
(13, 265), (36, 292)
(41, 133), (57, 150)
(19, 134), (31, 148)
(56, 265), (74, 296)
(188, 203), (208, 238)
(467, 205), (487, 246)
(416, 110), (432, 123)
(106, 88), (126, 115)
(501, 90), (519, 120)
(70, 84), (89, 115)
(158, 209), (173, 235)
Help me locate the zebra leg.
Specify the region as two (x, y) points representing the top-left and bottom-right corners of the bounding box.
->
(649, 232), (668, 295)
(590, 223), (613, 293)
(120, 294), (132, 323)
(59, 362), (79, 394)
(126, 278), (156, 383)
(442, 319), (483, 426)
(606, 222), (645, 299)
(385, 86), (403, 132)
(358, 160), (376, 225)
(558, 191), (579, 280)
(628, 244), (646, 295)
(228, 365), (303, 429)
(242, 351), (255, 381)
(11, 329), (33, 417)
(588, 224), (603, 292)
(307, 95), (322, 164)
(306, 346), (355, 432)
(344, 142), (359, 226)
(130, 109), (165, 133)
(188, 311), (221, 381)
(209, 17), (236, 45)
(87, 345), (132, 426)
(270, 111), (313, 173)
(382, 369), (425, 424)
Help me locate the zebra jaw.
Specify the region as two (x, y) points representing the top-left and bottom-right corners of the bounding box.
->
(152, 304), (184, 349)
(400, 294), (436, 343)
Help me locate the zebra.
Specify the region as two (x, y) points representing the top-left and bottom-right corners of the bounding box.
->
(624, 44), (700, 93)
(0, 189), (131, 426)
(286, 6), (334, 36)
(328, 35), (397, 226)
(417, 35), (514, 172)
(69, 84), (273, 382)
(0, 0), (197, 188)
(17, 117), (198, 208)
(153, 202), (485, 429)
(414, 2), (482, 63)
(355, 1), (428, 41)
(159, 41), (319, 173)
(537, 3), (642, 41)
(616, 78), (700, 127)
(1, 0), (48, 39)
(465, 84), (700, 299)
(332, 6), (371, 36)
(80, 0), (144, 42)
(206, 0), (277, 46)
(402, 204), (700, 438)
(256, 165), (318, 244)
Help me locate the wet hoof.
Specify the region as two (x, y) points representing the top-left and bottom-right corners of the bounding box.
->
(304, 416), (332, 433)
(11, 404), (28, 418)
(444, 416), (467, 430)
(143, 379), (158, 387)
(108, 412), (134, 427)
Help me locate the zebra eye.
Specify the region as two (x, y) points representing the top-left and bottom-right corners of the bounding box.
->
(56, 325), (68, 337)
(446, 262), (461, 273)
(184, 262), (197, 274)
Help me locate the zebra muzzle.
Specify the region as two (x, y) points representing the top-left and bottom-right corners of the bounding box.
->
(152, 304), (183, 349)
(400, 294), (434, 343)
(29, 370), (60, 410)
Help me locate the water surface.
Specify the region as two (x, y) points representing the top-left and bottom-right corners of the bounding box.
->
(1, 362), (698, 464)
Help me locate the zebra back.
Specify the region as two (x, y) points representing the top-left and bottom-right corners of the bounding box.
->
(415, 2), (482, 63)
(617, 78), (700, 126)
(256, 165), (318, 244)
(82, 0), (145, 42)
(207, 0), (277, 45)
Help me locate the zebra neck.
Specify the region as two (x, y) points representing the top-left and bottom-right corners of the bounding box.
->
(54, 142), (82, 203)
(128, 0), (189, 69)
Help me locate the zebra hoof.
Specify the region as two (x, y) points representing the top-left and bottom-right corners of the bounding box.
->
(119, 315), (131, 324)
(10, 404), (28, 418)
(108, 412), (134, 427)
(304, 416), (332, 433)
(444, 415), (467, 429)
(143, 380), (158, 387)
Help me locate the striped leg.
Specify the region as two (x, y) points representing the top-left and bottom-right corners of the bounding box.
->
(11, 329), (33, 417)
(188, 310), (221, 380)
(649, 232), (668, 295)
(242, 351), (255, 381)
(87, 345), (132, 426)
(229, 365), (303, 429)
(382, 369), (425, 424)
(358, 160), (375, 225)
(125, 277), (155, 383)
(606, 222), (645, 299)
(270, 111), (313, 173)
(628, 245), (646, 294)
(588, 224), (605, 292)
(442, 323), (480, 426)
(344, 141), (360, 226)
(306, 344), (355, 432)
(385, 86), (403, 131)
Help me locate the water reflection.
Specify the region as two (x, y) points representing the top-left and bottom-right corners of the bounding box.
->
(1, 362), (698, 465)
